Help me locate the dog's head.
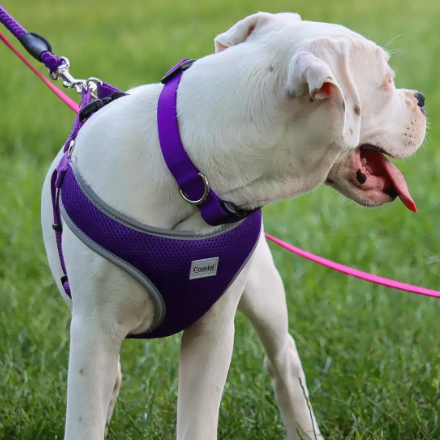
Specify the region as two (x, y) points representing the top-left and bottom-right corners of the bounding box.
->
(214, 12), (426, 211)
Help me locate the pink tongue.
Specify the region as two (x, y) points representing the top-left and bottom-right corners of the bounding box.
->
(380, 155), (417, 212)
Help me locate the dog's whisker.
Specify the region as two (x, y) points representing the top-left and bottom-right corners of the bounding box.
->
(383, 33), (403, 50)
(344, 199), (354, 209)
(387, 48), (405, 56)
(326, 189), (340, 204)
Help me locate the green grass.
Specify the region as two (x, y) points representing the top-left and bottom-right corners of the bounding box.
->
(0, 0), (439, 438)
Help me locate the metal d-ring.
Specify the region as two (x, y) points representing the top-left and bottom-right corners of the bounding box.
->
(85, 77), (104, 99)
(179, 173), (210, 205)
(87, 77), (103, 87)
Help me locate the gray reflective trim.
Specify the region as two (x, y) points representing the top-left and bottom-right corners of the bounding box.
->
(221, 228), (262, 297)
(60, 203), (166, 332)
(70, 158), (242, 240)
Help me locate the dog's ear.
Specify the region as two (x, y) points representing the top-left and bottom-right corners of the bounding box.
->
(287, 39), (361, 148)
(214, 12), (272, 53)
(214, 12), (301, 53)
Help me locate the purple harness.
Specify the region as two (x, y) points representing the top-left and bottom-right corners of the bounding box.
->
(52, 60), (262, 338)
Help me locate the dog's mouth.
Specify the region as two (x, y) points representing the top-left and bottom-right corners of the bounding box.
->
(350, 144), (417, 212)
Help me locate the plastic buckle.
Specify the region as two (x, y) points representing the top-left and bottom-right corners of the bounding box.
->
(161, 60), (196, 84)
(52, 223), (63, 232)
(60, 275), (68, 284)
(79, 92), (127, 122)
(208, 201), (259, 226)
(79, 99), (105, 122)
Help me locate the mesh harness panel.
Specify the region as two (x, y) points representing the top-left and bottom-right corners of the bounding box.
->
(61, 163), (262, 339)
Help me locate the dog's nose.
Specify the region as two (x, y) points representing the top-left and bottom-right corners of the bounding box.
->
(414, 92), (425, 108)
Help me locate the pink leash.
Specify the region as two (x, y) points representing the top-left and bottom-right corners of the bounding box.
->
(266, 234), (440, 299)
(1, 28), (439, 300)
(0, 30), (79, 112)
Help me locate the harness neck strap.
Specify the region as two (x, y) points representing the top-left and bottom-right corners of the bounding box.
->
(157, 59), (257, 226)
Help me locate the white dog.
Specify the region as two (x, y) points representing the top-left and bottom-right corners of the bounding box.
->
(41, 12), (426, 440)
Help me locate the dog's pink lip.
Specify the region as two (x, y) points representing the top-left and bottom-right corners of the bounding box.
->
(350, 146), (417, 212)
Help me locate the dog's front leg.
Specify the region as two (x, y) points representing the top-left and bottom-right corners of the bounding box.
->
(239, 235), (324, 440)
(176, 268), (250, 440)
(64, 315), (123, 440)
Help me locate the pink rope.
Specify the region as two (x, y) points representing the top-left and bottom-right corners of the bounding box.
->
(265, 234), (440, 299)
(1, 27), (438, 299)
(0, 30), (79, 112)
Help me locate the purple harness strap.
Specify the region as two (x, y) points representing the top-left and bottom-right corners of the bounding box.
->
(158, 60), (231, 226)
(51, 84), (124, 296)
(50, 89), (92, 297)
(158, 60), (257, 226)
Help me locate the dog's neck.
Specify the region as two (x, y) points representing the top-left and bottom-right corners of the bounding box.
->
(176, 49), (341, 217)
(77, 46), (341, 234)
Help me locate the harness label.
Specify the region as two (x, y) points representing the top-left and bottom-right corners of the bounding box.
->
(189, 257), (219, 280)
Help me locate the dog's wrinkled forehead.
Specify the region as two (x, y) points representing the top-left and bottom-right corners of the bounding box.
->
(254, 16), (390, 80)
(292, 22), (393, 98)
(215, 12), (392, 90)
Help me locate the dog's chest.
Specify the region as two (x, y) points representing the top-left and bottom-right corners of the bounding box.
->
(60, 161), (262, 338)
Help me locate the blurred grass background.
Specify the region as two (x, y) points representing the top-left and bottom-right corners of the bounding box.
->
(0, 0), (439, 439)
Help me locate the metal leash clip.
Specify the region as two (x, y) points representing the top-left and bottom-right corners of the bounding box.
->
(48, 56), (102, 98)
